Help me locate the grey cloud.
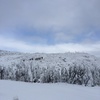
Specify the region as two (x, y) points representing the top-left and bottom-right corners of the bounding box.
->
(0, 0), (100, 35)
(54, 32), (74, 43)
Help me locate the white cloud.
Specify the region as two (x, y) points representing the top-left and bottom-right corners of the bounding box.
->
(0, 36), (100, 57)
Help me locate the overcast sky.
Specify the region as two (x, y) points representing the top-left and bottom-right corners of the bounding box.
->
(0, 0), (100, 56)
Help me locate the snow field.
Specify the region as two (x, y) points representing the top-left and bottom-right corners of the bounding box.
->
(0, 80), (100, 100)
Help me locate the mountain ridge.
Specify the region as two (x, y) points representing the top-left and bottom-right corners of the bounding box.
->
(0, 50), (100, 69)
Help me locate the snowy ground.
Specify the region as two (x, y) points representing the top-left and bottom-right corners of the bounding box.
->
(0, 80), (100, 100)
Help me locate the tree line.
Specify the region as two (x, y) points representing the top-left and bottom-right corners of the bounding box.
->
(0, 62), (100, 86)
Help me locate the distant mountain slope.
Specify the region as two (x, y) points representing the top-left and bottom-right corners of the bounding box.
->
(0, 50), (100, 69)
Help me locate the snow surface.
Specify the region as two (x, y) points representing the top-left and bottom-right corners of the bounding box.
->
(0, 80), (100, 100)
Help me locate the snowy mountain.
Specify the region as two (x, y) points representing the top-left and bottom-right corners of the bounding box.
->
(0, 50), (100, 69)
(0, 50), (100, 86)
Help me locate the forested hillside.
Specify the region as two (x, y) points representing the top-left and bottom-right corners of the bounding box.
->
(0, 50), (100, 86)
